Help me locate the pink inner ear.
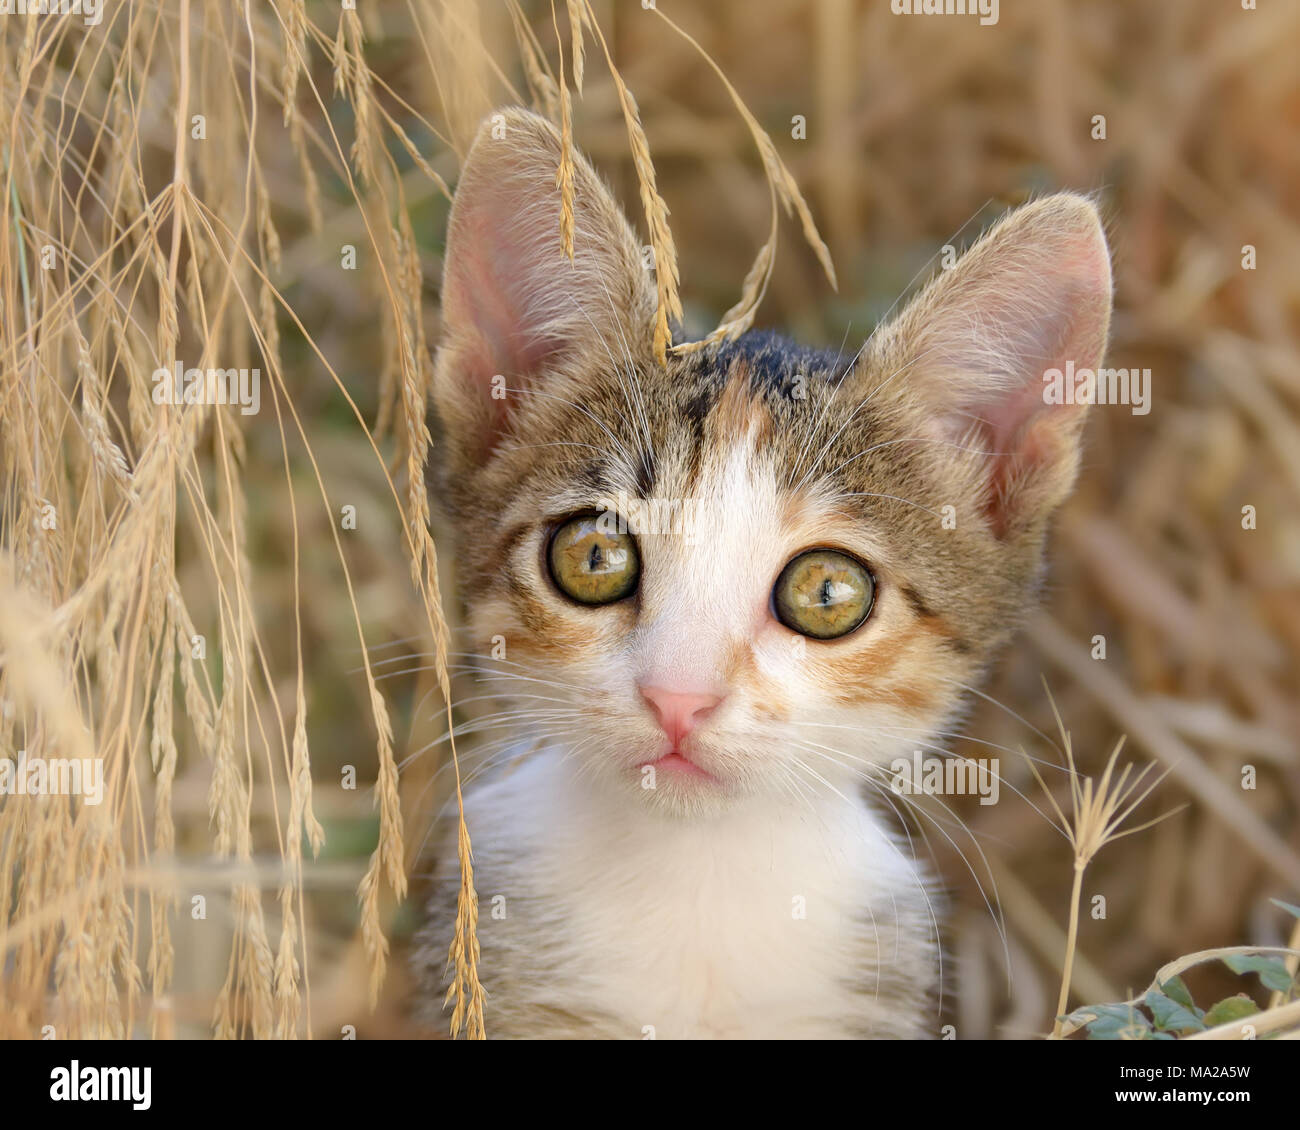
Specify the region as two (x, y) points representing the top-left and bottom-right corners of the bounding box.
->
(447, 211), (563, 387)
(963, 304), (1095, 534)
(973, 371), (1066, 452)
(915, 212), (1111, 535)
(442, 202), (573, 454)
(452, 323), (562, 457)
(979, 409), (1073, 536)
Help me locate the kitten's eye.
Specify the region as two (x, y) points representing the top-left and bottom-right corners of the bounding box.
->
(547, 514), (640, 605)
(773, 549), (875, 640)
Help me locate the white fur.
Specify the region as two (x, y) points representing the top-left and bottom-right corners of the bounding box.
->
(461, 744), (939, 1039)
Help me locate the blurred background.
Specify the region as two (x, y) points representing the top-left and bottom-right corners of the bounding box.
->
(1, 0), (1296, 1039)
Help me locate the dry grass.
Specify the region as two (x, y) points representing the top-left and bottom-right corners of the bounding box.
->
(1020, 692), (1174, 1038)
(1, 0), (1297, 1039)
(0, 0), (478, 1038)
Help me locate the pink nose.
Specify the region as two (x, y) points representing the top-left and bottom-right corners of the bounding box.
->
(639, 686), (723, 746)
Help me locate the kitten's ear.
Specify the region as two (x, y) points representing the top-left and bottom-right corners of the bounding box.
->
(872, 193), (1112, 537)
(434, 107), (655, 464)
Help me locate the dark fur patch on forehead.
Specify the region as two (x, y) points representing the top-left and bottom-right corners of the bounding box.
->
(575, 460), (609, 492)
(634, 449), (656, 497)
(677, 330), (851, 407)
(710, 330), (853, 392)
(663, 331), (861, 489)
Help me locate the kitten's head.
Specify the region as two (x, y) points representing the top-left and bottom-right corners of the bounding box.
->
(433, 108), (1111, 817)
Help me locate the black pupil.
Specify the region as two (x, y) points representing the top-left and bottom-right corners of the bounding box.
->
(588, 543), (603, 571)
(819, 579), (832, 606)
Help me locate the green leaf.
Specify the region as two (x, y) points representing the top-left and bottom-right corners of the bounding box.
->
(1222, 954), (1298, 994)
(1082, 1017), (1123, 1040)
(1059, 1008), (1095, 1030)
(1086, 1015), (1156, 1040)
(1074, 1002), (1150, 1025)
(1270, 898), (1300, 921)
(1145, 989), (1206, 1033)
(1069, 1002), (1156, 1040)
(1157, 975), (1202, 1015)
(1203, 995), (1260, 1027)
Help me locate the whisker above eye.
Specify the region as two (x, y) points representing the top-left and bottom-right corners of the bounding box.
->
(572, 273), (655, 471)
(500, 383), (638, 471)
(822, 434), (1002, 482)
(790, 341), (949, 494)
(499, 440), (612, 457)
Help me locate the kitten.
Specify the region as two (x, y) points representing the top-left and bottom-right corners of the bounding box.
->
(414, 107), (1111, 1039)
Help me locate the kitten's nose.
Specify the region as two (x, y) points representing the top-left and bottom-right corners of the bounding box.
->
(638, 685), (723, 746)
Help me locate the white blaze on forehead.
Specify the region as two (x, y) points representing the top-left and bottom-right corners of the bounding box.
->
(632, 436), (785, 690)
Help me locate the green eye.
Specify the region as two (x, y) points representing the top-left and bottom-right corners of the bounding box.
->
(547, 514), (640, 605)
(773, 549), (875, 640)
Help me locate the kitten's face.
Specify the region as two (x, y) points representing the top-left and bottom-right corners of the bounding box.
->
(447, 342), (1002, 815)
(433, 110), (1111, 817)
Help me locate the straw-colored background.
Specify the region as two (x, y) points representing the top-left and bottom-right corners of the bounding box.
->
(1, 0), (1296, 1039)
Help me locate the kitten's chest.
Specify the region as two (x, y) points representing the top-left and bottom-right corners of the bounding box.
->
(549, 838), (869, 1038)
(460, 754), (935, 1039)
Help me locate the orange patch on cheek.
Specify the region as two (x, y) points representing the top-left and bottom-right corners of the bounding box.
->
(722, 637), (755, 683)
(470, 597), (607, 661)
(496, 630), (588, 664)
(476, 576), (634, 654)
(751, 681), (792, 722)
(820, 620), (945, 713)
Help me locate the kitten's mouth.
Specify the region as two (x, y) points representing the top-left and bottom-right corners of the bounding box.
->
(637, 747), (718, 784)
